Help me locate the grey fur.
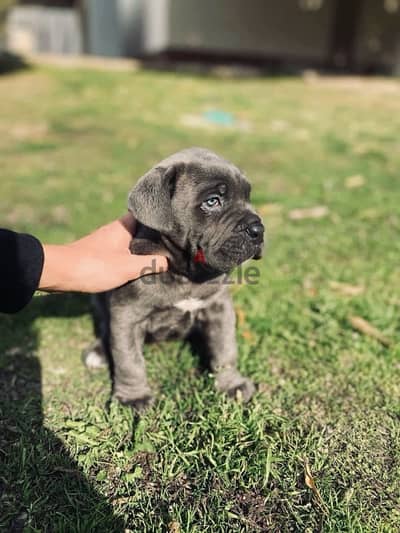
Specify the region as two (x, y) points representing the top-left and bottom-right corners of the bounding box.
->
(83, 147), (264, 411)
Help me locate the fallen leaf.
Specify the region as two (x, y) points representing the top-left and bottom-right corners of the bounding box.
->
(236, 307), (255, 342)
(5, 346), (24, 356)
(303, 277), (318, 297)
(289, 206), (329, 220)
(358, 207), (381, 220)
(112, 496), (135, 506)
(344, 488), (355, 503)
(329, 281), (364, 296)
(348, 316), (391, 347)
(51, 205), (70, 224)
(293, 128), (310, 140)
(53, 467), (80, 475)
(304, 458), (328, 515)
(169, 521), (181, 533)
(242, 329), (255, 342)
(236, 307), (246, 328)
(257, 203), (283, 217)
(304, 461), (316, 491)
(6, 204), (36, 225)
(257, 382), (271, 394)
(345, 174), (365, 189)
(11, 121), (49, 140)
(270, 119), (290, 132)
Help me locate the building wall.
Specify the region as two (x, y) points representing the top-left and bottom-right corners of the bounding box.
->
(7, 0), (400, 73)
(165, 0), (336, 61)
(143, 0), (170, 54)
(354, 0), (400, 71)
(84, 0), (121, 56)
(83, 0), (146, 57)
(118, 0), (144, 56)
(6, 5), (82, 54)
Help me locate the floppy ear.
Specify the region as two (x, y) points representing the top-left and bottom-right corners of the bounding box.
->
(128, 164), (179, 233)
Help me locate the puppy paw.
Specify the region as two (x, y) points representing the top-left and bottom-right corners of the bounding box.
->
(215, 370), (255, 403)
(226, 378), (255, 403)
(118, 395), (154, 414)
(82, 342), (108, 370)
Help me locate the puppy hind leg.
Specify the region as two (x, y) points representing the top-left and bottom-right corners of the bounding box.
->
(198, 293), (255, 402)
(110, 319), (153, 413)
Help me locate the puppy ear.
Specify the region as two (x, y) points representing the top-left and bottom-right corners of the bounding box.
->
(128, 164), (179, 232)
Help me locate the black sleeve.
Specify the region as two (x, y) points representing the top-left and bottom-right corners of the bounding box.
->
(0, 229), (45, 313)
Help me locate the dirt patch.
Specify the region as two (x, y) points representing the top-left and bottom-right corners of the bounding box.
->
(304, 74), (400, 95)
(26, 53), (140, 72)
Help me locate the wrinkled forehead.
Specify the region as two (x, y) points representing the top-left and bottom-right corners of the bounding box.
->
(182, 161), (251, 198)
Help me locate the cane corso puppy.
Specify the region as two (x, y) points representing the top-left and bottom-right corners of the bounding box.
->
(83, 148), (264, 411)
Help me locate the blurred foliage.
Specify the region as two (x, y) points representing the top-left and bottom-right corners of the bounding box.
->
(0, 0), (15, 33)
(0, 0), (15, 11)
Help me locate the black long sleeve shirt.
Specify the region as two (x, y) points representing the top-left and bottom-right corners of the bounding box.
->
(0, 229), (44, 313)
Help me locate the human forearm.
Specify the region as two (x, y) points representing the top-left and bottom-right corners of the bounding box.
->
(39, 242), (167, 293)
(39, 215), (168, 293)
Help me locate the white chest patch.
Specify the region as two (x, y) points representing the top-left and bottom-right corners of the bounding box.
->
(174, 297), (207, 313)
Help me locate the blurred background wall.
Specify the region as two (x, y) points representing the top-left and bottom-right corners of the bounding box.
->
(3, 0), (400, 73)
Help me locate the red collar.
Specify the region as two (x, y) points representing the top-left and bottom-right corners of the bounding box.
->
(194, 248), (206, 264)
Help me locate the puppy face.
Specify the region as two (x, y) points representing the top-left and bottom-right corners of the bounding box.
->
(129, 148), (264, 273)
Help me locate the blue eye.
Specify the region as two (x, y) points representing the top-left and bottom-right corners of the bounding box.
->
(203, 196), (221, 209)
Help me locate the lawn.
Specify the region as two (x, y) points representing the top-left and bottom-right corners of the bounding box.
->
(0, 65), (399, 532)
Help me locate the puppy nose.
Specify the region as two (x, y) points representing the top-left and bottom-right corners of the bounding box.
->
(246, 221), (264, 241)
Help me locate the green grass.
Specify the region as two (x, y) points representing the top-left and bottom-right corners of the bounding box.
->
(1, 66), (400, 532)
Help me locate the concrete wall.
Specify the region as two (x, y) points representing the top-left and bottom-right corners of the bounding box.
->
(164, 0), (336, 61)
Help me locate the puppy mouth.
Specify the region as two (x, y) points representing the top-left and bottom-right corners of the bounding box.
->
(196, 241), (262, 273)
(252, 244), (263, 260)
(231, 245), (262, 265)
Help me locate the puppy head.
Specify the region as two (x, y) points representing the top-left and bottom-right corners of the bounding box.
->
(129, 147), (264, 273)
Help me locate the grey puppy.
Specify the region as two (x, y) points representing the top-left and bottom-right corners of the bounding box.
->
(83, 147), (264, 412)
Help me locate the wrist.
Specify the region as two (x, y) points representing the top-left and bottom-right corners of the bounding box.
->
(39, 244), (77, 292)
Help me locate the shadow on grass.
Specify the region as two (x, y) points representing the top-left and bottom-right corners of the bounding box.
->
(0, 294), (125, 532)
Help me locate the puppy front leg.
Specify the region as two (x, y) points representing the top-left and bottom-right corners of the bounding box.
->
(199, 291), (255, 402)
(110, 317), (153, 413)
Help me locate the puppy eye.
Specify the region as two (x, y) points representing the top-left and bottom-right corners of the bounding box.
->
(203, 196), (221, 209)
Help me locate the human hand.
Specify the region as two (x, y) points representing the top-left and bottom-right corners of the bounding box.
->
(39, 213), (168, 293)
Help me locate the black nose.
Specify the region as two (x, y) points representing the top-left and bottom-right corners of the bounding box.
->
(246, 221), (264, 241)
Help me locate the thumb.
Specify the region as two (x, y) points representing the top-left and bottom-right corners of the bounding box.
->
(126, 254), (169, 281)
